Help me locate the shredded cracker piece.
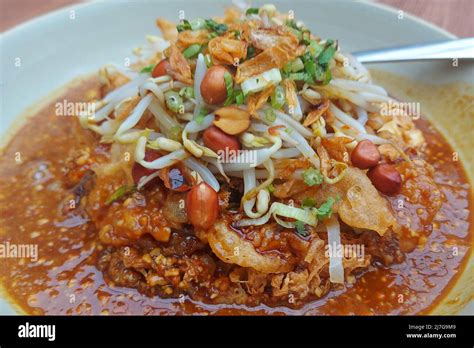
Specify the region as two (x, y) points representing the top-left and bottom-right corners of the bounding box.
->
(168, 44), (193, 84)
(248, 85), (275, 117)
(249, 27), (299, 51)
(208, 222), (296, 273)
(236, 44), (303, 83)
(208, 37), (247, 65)
(321, 136), (352, 162)
(282, 79), (298, 111)
(177, 30), (210, 49)
(303, 99), (330, 127)
(156, 18), (178, 42)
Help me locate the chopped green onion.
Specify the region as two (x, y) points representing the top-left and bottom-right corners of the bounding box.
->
(179, 86), (194, 99)
(241, 68), (282, 95)
(285, 19), (300, 30)
(140, 64), (154, 73)
(221, 72), (244, 106)
(272, 203), (317, 228)
(322, 69), (332, 85)
(223, 71), (234, 106)
(283, 58), (304, 73)
(294, 221), (309, 237)
(301, 30), (311, 44)
(246, 8), (259, 15)
(304, 59), (316, 78)
(176, 19), (192, 32)
(287, 27), (303, 40)
(301, 197), (316, 208)
(189, 17), (206, 30)
(208, 31), (219, 40)
(300, 39), (336, 86)
(302, 168), (323, 186)
(183, 44), (202, 59)
(246, 46), (256, 60)
(313, 197), (335, 220)
(271, 85), (285, 109)
(266, 183), (275, 193)
(106, 185), (136, 205)
(307, 40), (324, 58)
(318, 43), (336, 66)
(164, 91), (184, 113)
(204, 54), (213, 67)
(234, 90), (245, 105)
(312, 64), (332, 85)
(204, 19), (228, 35)
(287, 72), (308, 81)
(235, 202), (317, 228)
(265, 108), (276, 123)
(314, 64), (325, 81)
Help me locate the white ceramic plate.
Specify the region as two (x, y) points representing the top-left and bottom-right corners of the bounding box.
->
(0, 0), (472, 314)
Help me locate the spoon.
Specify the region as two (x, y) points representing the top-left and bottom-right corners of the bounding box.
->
(352, 38), (474, 63)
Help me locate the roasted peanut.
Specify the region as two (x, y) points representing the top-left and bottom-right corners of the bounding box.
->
(351, 140), (381, 169)
(152, 59), (171, 78)
(213, 106), (251, 135)
(367, 163), (402, 195)
(186, 182), (219, 229)
(200, 66), (229, 105)
(203, 126), (241, 159)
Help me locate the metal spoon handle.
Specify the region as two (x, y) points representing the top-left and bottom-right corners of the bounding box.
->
(352, 38), (474, 63)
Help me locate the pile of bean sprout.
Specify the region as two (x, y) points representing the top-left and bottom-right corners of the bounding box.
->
(79, 3), (409, 284)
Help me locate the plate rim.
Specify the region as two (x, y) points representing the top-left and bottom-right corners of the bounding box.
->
(0, 0), (458, 41)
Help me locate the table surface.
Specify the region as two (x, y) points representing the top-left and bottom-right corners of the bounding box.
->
(1, 0), (473, 36)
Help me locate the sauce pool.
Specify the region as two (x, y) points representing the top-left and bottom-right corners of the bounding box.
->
(0, 75), (471, 315)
